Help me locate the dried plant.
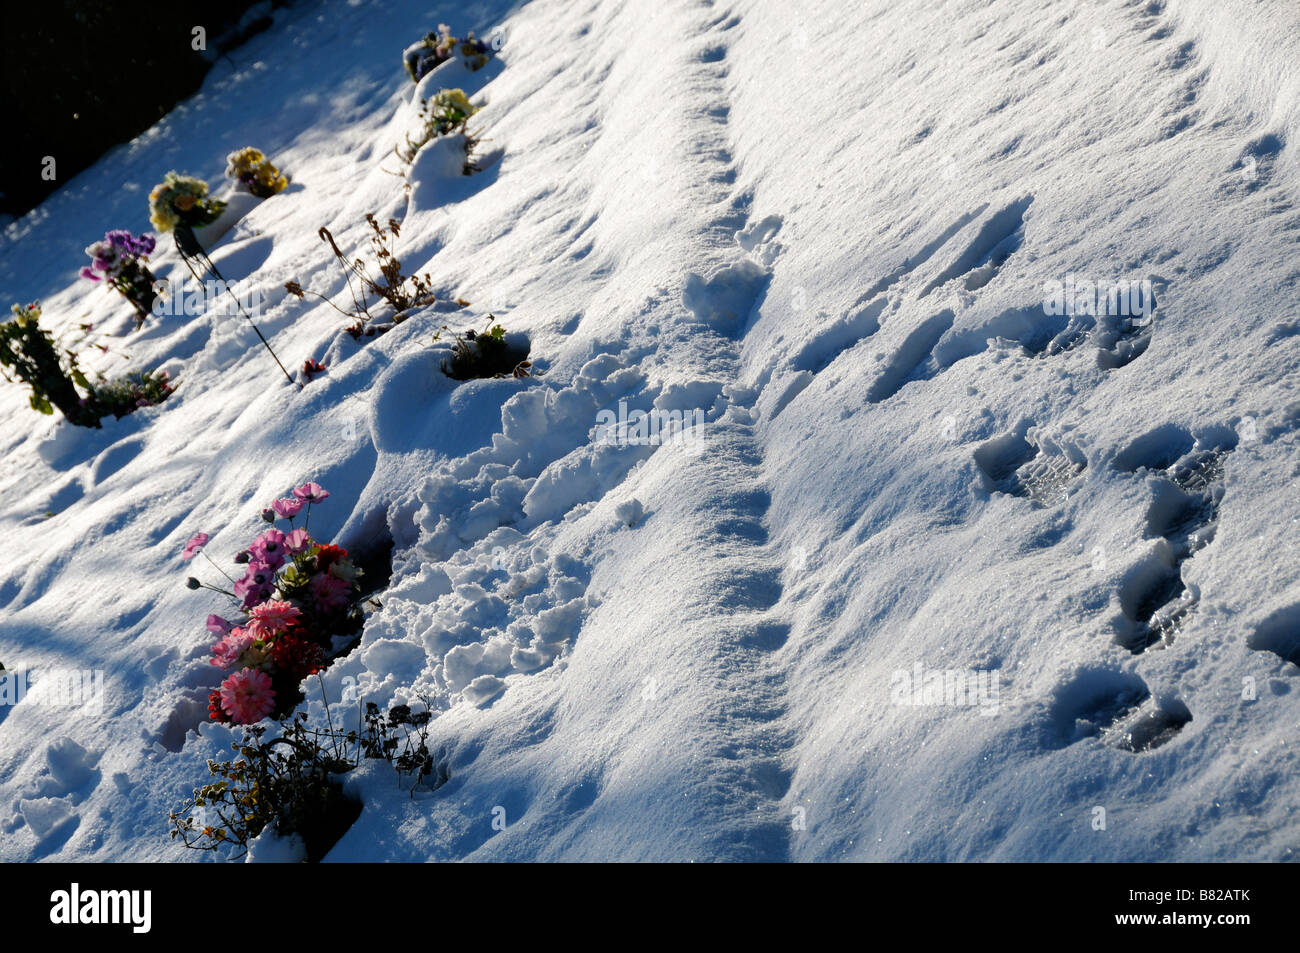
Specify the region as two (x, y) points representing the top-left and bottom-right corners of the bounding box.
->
(287, 214), (438, 338)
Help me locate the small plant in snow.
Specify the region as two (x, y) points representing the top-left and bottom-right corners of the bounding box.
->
(436, 317), (532, 380)
(169, 715), (359, 861)
(0, 302), (174, 427)
(396, 88), (480, 166)
(148, 172), (226, 233)
(287, 214), (438, 337)
(169, 699), (446, 860)
(181, 482), (365, 724)
(79, 230), (159, 329)
(225, 146), (289, 198)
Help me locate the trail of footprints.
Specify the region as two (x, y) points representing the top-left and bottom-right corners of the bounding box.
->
(774, 113), (1273, 762)
(774, 191), (1160, 427)
(1045, 429), (1240, 756)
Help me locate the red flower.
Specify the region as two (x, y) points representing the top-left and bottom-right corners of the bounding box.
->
(271, 633), (326, 681)
(313, 544), (348, 572)
(207, 688), (232, 723)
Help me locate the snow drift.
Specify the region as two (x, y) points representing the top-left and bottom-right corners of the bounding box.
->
(0, 0), (1297, 861)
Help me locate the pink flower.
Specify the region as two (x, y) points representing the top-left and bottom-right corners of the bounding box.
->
(247, 599), (302, 637)
(218, 668), (276, 724)
(248, 529), (287, 567)
(210, 629), (255, 668)
(285, 528), (312, 554)
(205, 614), (233, 635)
(272, 496), (304, 519)
(292, 482), (329, 503)
(79, 266), (102, 282)
(182, 532), (210, 561)
(309, 572), (352, 611)
(234, 562), (276, 608)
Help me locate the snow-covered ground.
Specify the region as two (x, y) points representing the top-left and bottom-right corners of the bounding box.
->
(1, 0), (1298, 862)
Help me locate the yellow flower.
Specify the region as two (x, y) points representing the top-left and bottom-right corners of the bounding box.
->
(226, 146), (287, 197)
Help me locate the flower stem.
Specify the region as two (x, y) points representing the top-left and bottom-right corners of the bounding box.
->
(200, 550), (237, 585)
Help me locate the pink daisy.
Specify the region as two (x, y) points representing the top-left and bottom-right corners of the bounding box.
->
(246, 599), (302, 637)
(284, 528), (312, 554)
(248, 529), (287, 567)
(182, 532), (210, 561)
(272, 496), (304, 519)
(218, 668), (276, 724)
(292, 482), (329, 503)
(234, 564), (275, 608)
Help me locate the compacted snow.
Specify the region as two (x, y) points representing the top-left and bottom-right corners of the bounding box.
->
(0, 0), (1298, 862)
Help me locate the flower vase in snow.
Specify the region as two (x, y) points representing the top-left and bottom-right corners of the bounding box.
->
(225, 147), (289, 199)
(148, 172), (226, 234)
(182, 483), (367, 725)
(397, 88), (479, 164)
(404, 24), (493, 83)
(80, 230), (159, 329)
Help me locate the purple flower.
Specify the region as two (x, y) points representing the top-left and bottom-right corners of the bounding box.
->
(248, 529), (287, 567)
(205, 614), (234, 635)
(272, 496), (304, 519)
(233, 568), (274, 609)
(292, 482), (329, 503)
(182, 532), (210, 561)
(244, 560), (276, 587)
(83, 230), (154, 284)
(79, 266), (102, 282)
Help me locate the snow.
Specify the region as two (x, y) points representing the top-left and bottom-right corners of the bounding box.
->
(0, 0), (1298, 862)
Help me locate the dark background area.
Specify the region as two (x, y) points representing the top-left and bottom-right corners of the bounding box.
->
(0, 0), (293, 222)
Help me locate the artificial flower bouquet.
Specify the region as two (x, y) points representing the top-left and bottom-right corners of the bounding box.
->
(90, 369), (176, 417)
(396, 88), (479, 163)
(225, 146), (289, 198)
(148, 172), (227, 233)
(80, 230), (159, 327)
(403, 24), (492, 83)
(182, 482), (366, 725)
(0, 301), (174, 427)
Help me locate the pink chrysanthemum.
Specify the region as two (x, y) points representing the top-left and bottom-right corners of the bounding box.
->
(247, 599), (302, 637)
(182, 532), (210, 561)
(218, 668), (276, 724)
(210, 629), (255, 668)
